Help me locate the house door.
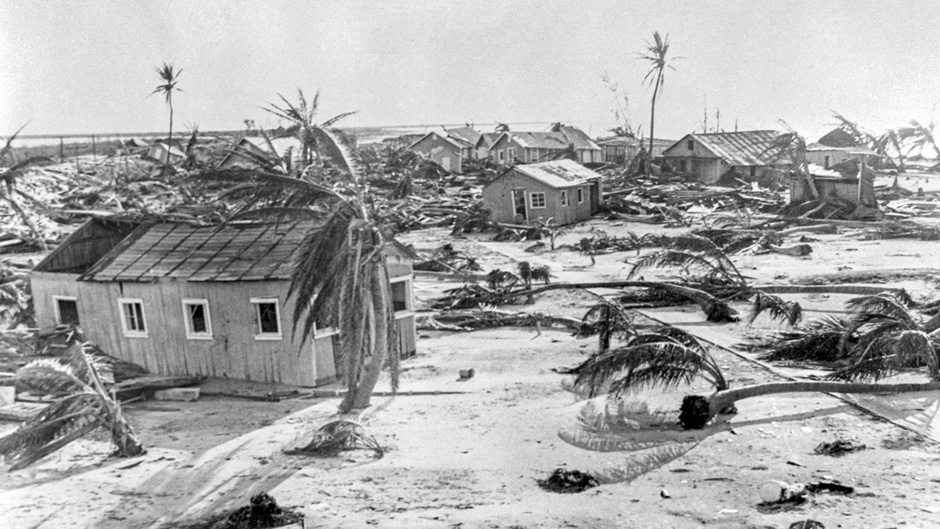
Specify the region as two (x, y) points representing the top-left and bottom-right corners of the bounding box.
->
(589, 182), (600, 213)
(511, 189), (527, 222)
(441, 156), (451, 171)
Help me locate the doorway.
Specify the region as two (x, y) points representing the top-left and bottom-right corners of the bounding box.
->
(511, 189), (527, 222)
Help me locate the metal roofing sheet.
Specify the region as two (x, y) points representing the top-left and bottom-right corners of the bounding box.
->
(689, 130), (788, 166)
(510, 159), (602, 188)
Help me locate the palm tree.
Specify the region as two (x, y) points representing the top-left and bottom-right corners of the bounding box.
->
(566, 294), (940, 430)
(578, 300), (635, 353)
(0, 341), (143, 470)
(638, 32), (678, 167)
(897, 119), (940, 160)
(151, 63), (182, 168)
(193, 91), (397, 414)
(263, 89), (357, 174)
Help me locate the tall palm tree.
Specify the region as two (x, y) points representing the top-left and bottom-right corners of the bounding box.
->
(0, 341), (143, 470)
(151, 63), (182, 168)
(638, 32), (678, 166)
(194, 91), (397, 413)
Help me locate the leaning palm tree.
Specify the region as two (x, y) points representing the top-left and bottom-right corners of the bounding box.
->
(151, 62), (182, 168)
(0, 342), (143, 470)
(565, 295), (940, 430)
(1, 123), (54, 250)
(897, 119), (940, 160)
(193, 91), (397, 414)
(638, 31), (679, 167)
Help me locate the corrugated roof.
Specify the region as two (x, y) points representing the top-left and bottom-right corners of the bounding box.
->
(596, 136), (675, 148)
(508, 159), (602, 188)
(81, 222), (313, 282)
(678, 130), (787, 166)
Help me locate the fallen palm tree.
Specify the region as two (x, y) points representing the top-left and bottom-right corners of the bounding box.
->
(285, 420), (383, 459)
(0, 342), (143, 470)
(562, 299), (940, 430)
(418, 309), (580, 332)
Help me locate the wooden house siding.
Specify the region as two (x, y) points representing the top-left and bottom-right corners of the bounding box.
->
(481, 170), (597, 225)
(31, 220), (418, 387)
(409, 133), (467, 173)
(790, 175), (876, 207)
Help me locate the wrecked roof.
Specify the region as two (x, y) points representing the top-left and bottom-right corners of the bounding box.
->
(817, 127), (862, 148)
(665, 130), (787, 166)
(80, 222), (314, 282)
(806, 142), (877, 155)
(445, 126), (482, 146)
(408, 131), (469, 151)
(503, 132), (571, 150)
(555, 126), (601, 151)
(498, 159), (602, 188)
(596, 136), (675, 148)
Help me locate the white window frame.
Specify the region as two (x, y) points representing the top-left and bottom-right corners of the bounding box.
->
(577, 188), (584, 204)
(251, 297), (282, 341)
(182, 298), (213, 340)
(561, 190), (568, 206)
(390, 275), (415, 320)
(52, 295), (78, 326)
(530, 192), (546, 209)
(118, 298), (148, 338)
(530, 148), (539, 162)
(498, 150), (505, 163)
(508, 147), (516, 160)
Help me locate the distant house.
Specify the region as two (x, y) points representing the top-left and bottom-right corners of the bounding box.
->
(804, 129), (878, 169)
(597, 137), (674, 164)
(483, 126), (601, 166)
(407, 131), (473, 173)
(219, 136), (304, 169)
(383, 134), (426, 150)
(143, 142), (185, 166)
(481, 159), (603, 225)
(30, 219), (417, 387)
(661, 130), (791, 184)
(444, 127), (483, 156)
(790, 162), (877, 209)
(474, 132), (502, 160)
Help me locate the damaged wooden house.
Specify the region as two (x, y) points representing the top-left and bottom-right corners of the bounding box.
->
(406, 131), (474, 173)
(482, 159), (603, 225)
(661, 130), (790, 184)
(29, 218), (417, 387)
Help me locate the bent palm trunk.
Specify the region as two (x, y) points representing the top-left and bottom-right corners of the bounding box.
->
(351, 260), (393, 410)
(680, 380), (940, 430)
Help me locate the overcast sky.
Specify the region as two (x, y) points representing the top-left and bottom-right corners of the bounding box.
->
(2, 0), (938, 141)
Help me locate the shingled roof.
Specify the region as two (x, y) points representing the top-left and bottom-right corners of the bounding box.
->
(668, 130), (788, 166)
(80, 222), (314, 282)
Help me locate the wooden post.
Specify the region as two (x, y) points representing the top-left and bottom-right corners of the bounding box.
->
(92, 135), (96, 160)
(59, 137), (64, 162)
(857, 161), (865, 206)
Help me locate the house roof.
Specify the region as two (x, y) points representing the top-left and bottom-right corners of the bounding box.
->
(817, 127), (861, 148)
(80, 222), (315, 283)
(806, 142), (877, 156)
(476, 132), (502, 149)
(502, 132), (571, 150)
(555, 126), (600, 151)
(407, 131), (469, 151)
(596, 136), (675, 148)
(445, 126), (482, 146)
(665, 130), (787, 166)
(502, 159), (602, 188)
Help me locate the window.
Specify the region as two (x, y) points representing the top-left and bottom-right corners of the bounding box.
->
(182, 299), (212, 340)
(687, 140), (694, 150)
(498, 150), (505, 163)
(251, 298), (282, 340)
(679, 160), (687, 172)
(119, 299), (148, 338)
(530, 192), (546, 209)
(824, 155), (830, 169)
(390, 275), (414, 318)
(508, 147), (516, 161)
(53, 296), (79, 326)
(561, 190), (568, 206)
(577, 188), (584, 204)
(749, 166), (757, 177)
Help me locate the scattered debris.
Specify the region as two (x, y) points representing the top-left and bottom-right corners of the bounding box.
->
(182, 492), (304, 529)
(537, 468), (600, 493)
(285, 420), (383, 459)
(814, 439), (867, 457)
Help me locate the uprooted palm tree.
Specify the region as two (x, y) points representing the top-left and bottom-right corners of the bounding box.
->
(0, 342), (143, 470)
(192, 92), (398, 414)
(565, 294), (940, 430)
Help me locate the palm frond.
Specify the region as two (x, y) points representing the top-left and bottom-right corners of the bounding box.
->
(0, 122), (30, 164)
(747, 292), (803, 327)
(309, 127), (361, 182)
(0, 393), (103, 464)
(628, 249), (737, 284)
(15, 359), (89, 395)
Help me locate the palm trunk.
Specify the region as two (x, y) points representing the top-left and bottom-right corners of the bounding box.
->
(648, 75), (660, 171)
(681, 380), (940, 430)
(351, 260), (392, 410)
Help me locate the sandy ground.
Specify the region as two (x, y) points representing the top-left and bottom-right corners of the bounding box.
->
(4, 177), (940, 528)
